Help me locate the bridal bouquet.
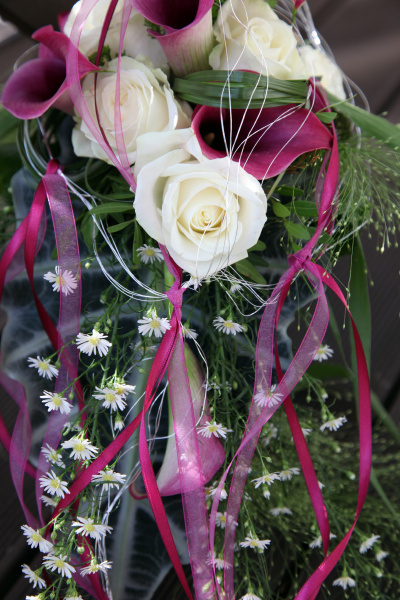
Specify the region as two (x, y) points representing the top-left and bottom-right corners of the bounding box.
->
(1, 1), (400, 599)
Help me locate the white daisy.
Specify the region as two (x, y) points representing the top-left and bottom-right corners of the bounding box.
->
(320, 416), (347, 432)
(40, 390), (72, 414)
(251, 473), (280, 488)
(81, 560), (112, 576)
(376, 550), (389, 562)
(209, 557), (231, 570)
(213, 316), (245, 336)
(93, 387), (126, 412)
(254, 384), (283, 408)
(359, 534), (380, 554)
(332, 576), (356, 590)
(72, 517), (112, 541)
(21, 564), (46, 589)
(198, 420), (230, 439)
(182, 276), (202, 290)
(91, 469), (126, 490)
(205, 485), (228, 500)
(27, 356), (58, 380)
(278, 467), (300, 481)
(61, 436), (98, 461)
(43, 554), (76, 578)
(302, 428), (313, 437)
(136, 244), (163, 264)
(138, 311), (171, 338)
(269, 507), (293, 516)
(215, 512), (227, 529)
(239, 533), (271, 550)
(41, 444), (65, 468)
(181, 324), (198, 340)
(313, 344), (334, 362)
(41, 495), (59, 507)
(230, 283), (243, 294)
(43, 266), (78, 296)
(309, 532), (337, 549)
(39, 471), (69, 498)
(112, 381), (136, 397)
(76, 329), (111, 357)
(114, 413), (124, 431)
(240, 594), (262, 600)
(21, 525), (53, 553)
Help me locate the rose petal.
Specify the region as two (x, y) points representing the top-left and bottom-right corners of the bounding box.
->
(192, 104), (333, 179)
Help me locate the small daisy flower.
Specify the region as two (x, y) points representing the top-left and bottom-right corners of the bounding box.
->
(278, 467), (300, 481)
(81, 560), (112, 576)
(239, 533), (271, 551)
(43, 554), (76, 578)
(43, 266), (78, 296)
(138, 311), (171, 338)
(215, 512), (227, 529)
(376, 550), (389, 562)
(114, 413), (124, 431)
(230, 283), (242, 294)
(332, 576), (356, 590)
(21, 564), (46, 589)
(269, 507), (293, 516)
(182, 276), (202, 290)
(263, 489), (270, 500)
(41, 495), (59, 508)
(198, 420), (230, 439)
(313, 344), (334, 362)
(320, 416), (347, 432)
(41, 444), (65, 468)
(27, 356), (58, 380)
(72, 517), (112, 541)
(92, 469), (126, 490)
(240, 595), (262, 600)
(76, 329), (112, 357)
(251, 473), (280, 488)
(39, 471), (69, 498)
(112, 382), (136, 397)
(181, 324), (198, 340)
(309, 532), (337, 549)
(61, 436), (98, 461)
(213, 316), (245, 336)
(40, 390), (72, 414)
(254, 384), (283, 408)
(137, 244), (163, 264)
(21, 525), (53, 553)
(93, 387), (126, 412)
(359, 534), (380, 554)
(205, 485), (228, 500)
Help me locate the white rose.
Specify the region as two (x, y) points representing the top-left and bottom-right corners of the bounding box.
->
(299, 45), (346, 100)
(64, 0), (167, 68)
(72, 56), (191, 164)
(133, 129), (267, 278)
(209, 0), (306, 79)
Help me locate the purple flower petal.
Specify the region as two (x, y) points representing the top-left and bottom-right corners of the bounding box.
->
(129, 0), (214, 75)
(1, 26), (96, 119)
(192, 104), (333, 179)
(294, 0), (307, 8)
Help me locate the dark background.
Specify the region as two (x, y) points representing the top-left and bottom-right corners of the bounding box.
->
(0, 0), (399, 598)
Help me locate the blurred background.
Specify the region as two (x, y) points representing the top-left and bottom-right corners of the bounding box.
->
(0, 0), (399, 598)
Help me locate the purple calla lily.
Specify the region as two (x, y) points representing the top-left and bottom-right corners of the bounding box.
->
(192, 103), (333, 180)
(1, 26), (96, 119)
(128, 0), (214, 76)
(294, 0), (307, 9)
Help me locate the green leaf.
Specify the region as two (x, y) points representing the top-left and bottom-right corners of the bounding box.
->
(316, 111), (337, 124)
(290, 200), (319, 217)
(284, 221), (311, 240)
(275, 185), (303, 197)
(248, 240), (266, 252)
(0, 106), (20, 141)
(370, 391), (400, 446)
(88, 202), (135, 216)
(306, 362), (350, 380)
(326, 92), (400, 151)
(272, 200), (291, 218)
(349, 236), (371, 372)
(235, 258), (267, 285)
(107, 219), (135, 234)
